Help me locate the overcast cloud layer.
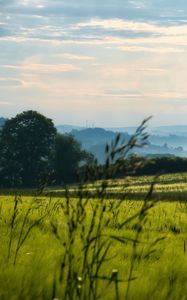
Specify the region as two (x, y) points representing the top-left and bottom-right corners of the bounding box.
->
(0, 0), (187, 126)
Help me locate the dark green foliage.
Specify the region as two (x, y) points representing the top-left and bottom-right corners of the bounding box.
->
(0, 110), (57, 187)
(53, 134), (93, 184)
(0, 110), (93, 188)
(134, 156), (187, 176)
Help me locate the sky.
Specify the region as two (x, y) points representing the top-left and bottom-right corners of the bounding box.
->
(1, 0), (187, 127)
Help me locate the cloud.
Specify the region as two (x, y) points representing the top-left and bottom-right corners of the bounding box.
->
(0, 77), (22, 86)
(2, 63), (79, 74)
(0, 100), (10, 105)
(104, 89), (142, 98)
(84, 89), (187, 100)
(76, 18), (187, 36)
(117, 46), (184, 53)
(1, 15), (187, 56)
(137, 68), (166, 73)
(145, 92), (187, 100)
(56, 53), (95, 60)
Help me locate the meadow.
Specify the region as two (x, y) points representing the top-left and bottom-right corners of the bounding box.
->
(0, 173), (187, 300)
(47, 172), (187, 201)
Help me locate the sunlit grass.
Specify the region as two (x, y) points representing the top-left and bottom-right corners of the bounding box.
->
(0, 192), (187, 300)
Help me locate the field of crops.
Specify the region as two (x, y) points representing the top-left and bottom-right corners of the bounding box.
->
(0, 174), (187, 300)
(46, 172), (187, 201)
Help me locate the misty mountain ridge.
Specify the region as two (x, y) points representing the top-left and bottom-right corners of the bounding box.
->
(57, 124), (187, 136)
(68, 127), (187, 163)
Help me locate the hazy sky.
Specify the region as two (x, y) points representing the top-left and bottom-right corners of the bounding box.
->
(1, 0), (187, 126)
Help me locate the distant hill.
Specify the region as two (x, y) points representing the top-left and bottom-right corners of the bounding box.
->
(70, 128), (130, 163)
(50, 125), (187, 163)
(57, 124), (84, 134)
(150, 134), (187, 149)
(154, 125), (187, 133)
(58, 124), (187, 136)
(108, 125), (187, 136)
(71, 128), (129, 148)
(107, 126), (137, 134)
(0, 117), (6, 127)
(69, 127), (187, 163)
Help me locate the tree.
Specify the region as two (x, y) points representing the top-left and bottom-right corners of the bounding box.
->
(0, 110), (57, 187)
(53, 134), (93, 184)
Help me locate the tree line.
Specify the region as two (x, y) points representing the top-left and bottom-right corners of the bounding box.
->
(0, 110), (92, 188)
(134, 156), (187, 176)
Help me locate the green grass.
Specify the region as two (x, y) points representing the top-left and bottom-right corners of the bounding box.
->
(43, 172), (187, 201)
(1, 119), (185, 299)
(2, 172), (187, 201)
(0, 188), (187, 299)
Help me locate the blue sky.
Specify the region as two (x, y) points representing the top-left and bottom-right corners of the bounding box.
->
(1, 0), (187, 126)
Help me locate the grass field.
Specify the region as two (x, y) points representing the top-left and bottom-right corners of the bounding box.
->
(44, 172), (187, 201)
(0, 173), (187, 300)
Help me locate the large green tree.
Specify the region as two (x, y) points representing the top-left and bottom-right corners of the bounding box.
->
(0, 110), (57, 187)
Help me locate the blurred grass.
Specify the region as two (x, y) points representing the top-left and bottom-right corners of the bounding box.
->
(0, 194), (187, 299)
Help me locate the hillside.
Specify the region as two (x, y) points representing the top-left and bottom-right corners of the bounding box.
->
(69, 127), (187, 163)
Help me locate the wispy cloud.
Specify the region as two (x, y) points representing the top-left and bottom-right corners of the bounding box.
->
(137, 68), (166, 73)
(76, 18), (187, 36)
(0, 77), (22, 86)
(118, 46), (184, 53)
(56, 53), (95, 60)
(0, 100), (10, 105)
(2, 63), (79, 74)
